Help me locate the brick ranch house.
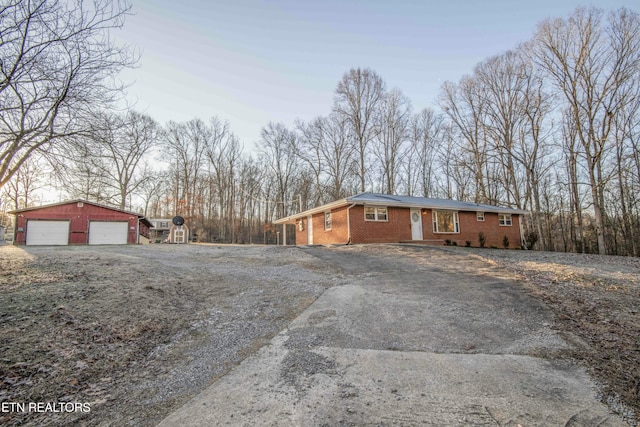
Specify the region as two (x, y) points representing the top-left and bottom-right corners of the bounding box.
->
(274, 192), (526, 247)
(9, 200), (153, 245)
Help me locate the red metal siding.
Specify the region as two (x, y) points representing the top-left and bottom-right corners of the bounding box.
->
(14, 202), (138, 245)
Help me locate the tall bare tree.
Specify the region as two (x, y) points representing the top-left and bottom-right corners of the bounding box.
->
(259, 122), (299, 218)
(1, 157), (44, 209)
(137, 166), (168, 217)
(163, 119), (209, 218)
(319, 113), (358, 200)
(475, 50), (530, 208)
(58, 111), (158, 209)
(439, 78), (490, 203)
(408, 108), (443, 198)
(91, 111), (159, 209)
(532, 7), (640, 254)
(372, 88), (412, 194)
(205, 117), (243, 242)
(295, 117), (326, 205)
(334, 67), (385, 192)
(0, 0), (136, 189)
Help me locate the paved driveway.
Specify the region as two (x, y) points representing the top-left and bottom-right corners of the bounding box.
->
(158, 245), (624, 426)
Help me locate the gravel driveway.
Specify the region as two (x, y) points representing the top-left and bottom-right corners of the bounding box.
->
(1, 243), (637, 426)
(159, 244), (634, 426)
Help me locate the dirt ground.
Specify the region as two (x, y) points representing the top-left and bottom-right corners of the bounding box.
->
(459, 247), (640, 423)
(0, 244), (330, 426)
(0, 243), (638, 426)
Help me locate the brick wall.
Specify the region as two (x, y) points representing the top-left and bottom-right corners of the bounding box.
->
(421, 210), (522, 248)
(294, 218), (308, 245)
(349, 206), (412, 244)
(294, 204), (522, 248)
(294, 205), (350, 245)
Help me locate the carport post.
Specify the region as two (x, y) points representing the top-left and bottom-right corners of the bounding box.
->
(282, 222), (287, 246)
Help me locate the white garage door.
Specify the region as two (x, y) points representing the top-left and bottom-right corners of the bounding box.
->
(89, 221), (128, 245)
(26, 220), (70, 245)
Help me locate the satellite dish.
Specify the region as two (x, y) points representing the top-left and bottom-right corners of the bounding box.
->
(172, 216), (185, 226)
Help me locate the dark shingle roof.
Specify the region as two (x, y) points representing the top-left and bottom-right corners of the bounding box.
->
(274, 192), (526, 224)
(347, 192), (527, 214)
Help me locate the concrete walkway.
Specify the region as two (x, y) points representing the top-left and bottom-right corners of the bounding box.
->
(158, 245), (624, 426)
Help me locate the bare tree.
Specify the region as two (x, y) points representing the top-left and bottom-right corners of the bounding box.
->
(439, 78), (491, 203)
(372, 88), (412, 194)
(295, 117), (326, 205)
(532, 7), (640, 254)
(517, 55), (555, 250)
(137, 166), (168, 217)
(0, 0), (136, 189)
(205, 117), (243, 242)
(259, 122), (299, 219)
(163, 119), (209, 218)
(91, 111), (159, 209)
(474, 51), (530, 208)
(296, 114), (357, 203)
(1, 157), (45, 209)
(408, 108), (443, 197)
(58, 140), (111, 202)
(319, 113), (358, 200)
(57, 111), (158, 209)
(334, 67), (385, 192)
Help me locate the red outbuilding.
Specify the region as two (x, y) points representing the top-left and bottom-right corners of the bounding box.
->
(9, 199), (152, 245)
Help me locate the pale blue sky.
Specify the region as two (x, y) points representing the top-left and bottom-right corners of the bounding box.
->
(117, 0), (637, 149)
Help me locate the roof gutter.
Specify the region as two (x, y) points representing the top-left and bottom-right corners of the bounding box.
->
(273, 198), (350, 224)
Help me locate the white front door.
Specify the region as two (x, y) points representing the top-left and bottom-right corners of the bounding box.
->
(307, 215), (313, 245)
(410, 209), (423, 240)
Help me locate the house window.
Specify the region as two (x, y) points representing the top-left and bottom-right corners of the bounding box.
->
(324, 212), (332, 230)
(160, 221), (168, 228)
(433, 210), (459, 233)
(365, 206), (388, 221)
(499, 214), (512, 226)
(477, 212), (485, 222)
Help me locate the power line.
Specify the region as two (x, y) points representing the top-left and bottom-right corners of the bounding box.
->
(235, 185), (300, 207)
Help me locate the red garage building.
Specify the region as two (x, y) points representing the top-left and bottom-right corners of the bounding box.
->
(274, 192), (526, 248)
(9, 200), (152, 245)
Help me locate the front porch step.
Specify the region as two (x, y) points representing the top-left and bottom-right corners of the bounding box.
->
(399, 239), (445, 246)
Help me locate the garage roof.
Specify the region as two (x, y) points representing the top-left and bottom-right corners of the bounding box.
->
(275, 192), (527, 224)
(8, 199), (153, 227)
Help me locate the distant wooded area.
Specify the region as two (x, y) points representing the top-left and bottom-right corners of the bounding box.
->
(1, 2), (639, 255)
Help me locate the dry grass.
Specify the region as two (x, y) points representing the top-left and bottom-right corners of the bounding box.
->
(0, 244), (327, 426)
(466, 248), (640, 423)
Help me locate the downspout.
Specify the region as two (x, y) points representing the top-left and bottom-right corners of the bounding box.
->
(346, 203), (357, 245)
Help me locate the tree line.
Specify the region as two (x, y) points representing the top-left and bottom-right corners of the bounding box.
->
(1, 2), (639, 255)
